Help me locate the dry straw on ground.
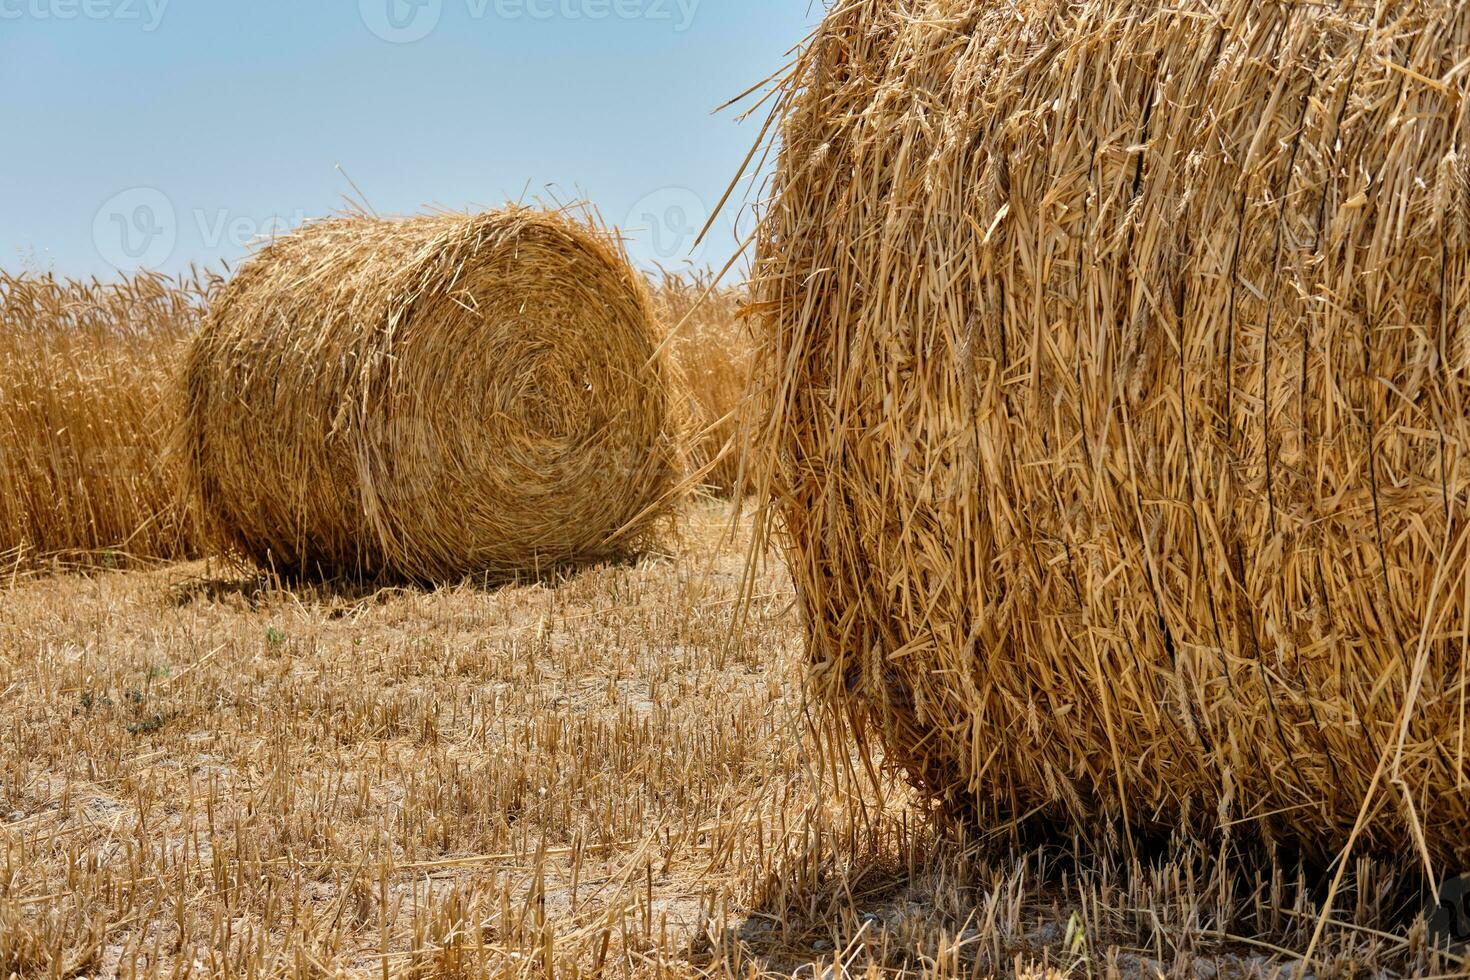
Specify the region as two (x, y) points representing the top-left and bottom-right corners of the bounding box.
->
(183, 206), (680, 582)
(750, 0), (1470, 873)
(0, 271), (209, 568)
(0, 502), (1438, 977)
(656, 271), (754, 493)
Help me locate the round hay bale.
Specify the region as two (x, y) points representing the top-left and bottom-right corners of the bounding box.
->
(184, 207), (678, 581)
(752, 0), (1470, 869)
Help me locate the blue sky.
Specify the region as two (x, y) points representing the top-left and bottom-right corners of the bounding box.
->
(0, 0), (818, 281)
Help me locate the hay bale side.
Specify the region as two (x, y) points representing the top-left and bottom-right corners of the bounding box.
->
(752, 0), (1470, 868)
(0, 271), (208, 567)
(184, 207), (679, 581)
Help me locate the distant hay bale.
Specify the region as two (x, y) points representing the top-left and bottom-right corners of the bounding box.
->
(183, 207), (679, 581)
(655, 272), (754, 494)
(752, 0), (1470, 869)
(0, 271), (208, 567)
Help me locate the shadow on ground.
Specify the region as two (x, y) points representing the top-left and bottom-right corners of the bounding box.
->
(685, 815), (1458, 978)
(165, 549), (666, 612)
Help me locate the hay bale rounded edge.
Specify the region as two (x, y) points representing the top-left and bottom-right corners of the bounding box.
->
(751, 0), (1470, 869)
(184, 206), (679, 581)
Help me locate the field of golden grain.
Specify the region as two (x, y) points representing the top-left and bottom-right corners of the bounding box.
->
(657, 273), (751, 494)
(0, 500), (1450, 978)
(0, 272), (213, 569)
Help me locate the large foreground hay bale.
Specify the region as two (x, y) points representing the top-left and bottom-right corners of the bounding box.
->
(184, 207), (678, 581)
(752, 0), (1470, 869)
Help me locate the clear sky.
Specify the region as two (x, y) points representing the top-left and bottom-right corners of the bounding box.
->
(0, 0), (818, 281)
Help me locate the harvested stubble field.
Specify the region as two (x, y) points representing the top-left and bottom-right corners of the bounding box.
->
(0, 502), (1455, 978)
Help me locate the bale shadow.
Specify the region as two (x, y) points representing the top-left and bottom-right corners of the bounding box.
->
(0, 546), (198, 589)
(684, 814), (1449, 979)
(165, 549), (660, 612)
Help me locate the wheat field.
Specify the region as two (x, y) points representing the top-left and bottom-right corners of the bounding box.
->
(656, 272), (752, 494)
(0, 272), (212, 569)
